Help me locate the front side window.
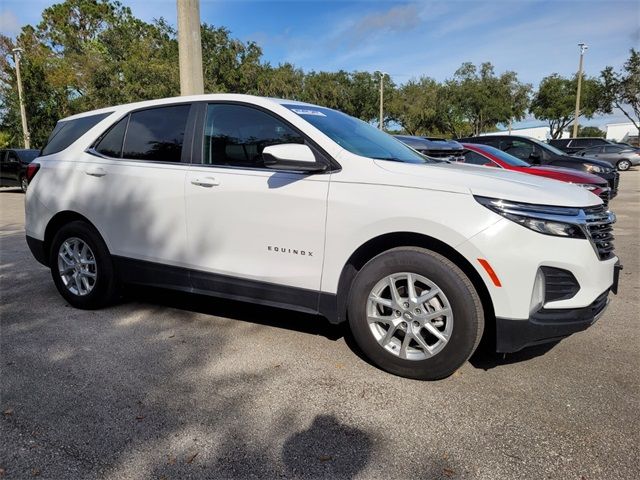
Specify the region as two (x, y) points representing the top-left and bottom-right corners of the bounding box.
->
(603, 145), (622, 153)
(203, 104), (304, 168)
(42, 112), (112, 156)
(122, 105), (190, 162)
(503, 140), (534, 160)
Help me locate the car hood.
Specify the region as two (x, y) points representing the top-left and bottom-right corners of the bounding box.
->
(563, 154), (612, 168)
(528, 166), (608, 185)
(373, 160), (601, 207)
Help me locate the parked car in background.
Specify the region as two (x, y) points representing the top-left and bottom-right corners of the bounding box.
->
(458, 135), (619, 197)
(461, 143), (611, 205)
(549, 137), (614, 154)
(574, 144), (640, 171)
(25, 94), (621, 380)
(0, 149), (41, 192)
(394, 135), (465, 162)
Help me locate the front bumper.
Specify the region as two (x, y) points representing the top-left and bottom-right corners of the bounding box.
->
(495, 262), (621, 352)
(601, 171), (619, 197)
(496, 289), (610, 352)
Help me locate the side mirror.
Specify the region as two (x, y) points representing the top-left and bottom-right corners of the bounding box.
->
(263, 144), (326, 172)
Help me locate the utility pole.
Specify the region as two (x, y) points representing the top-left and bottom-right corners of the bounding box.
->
(176, 0), (204, 95)
(379, 72), (387, 130)
(12, 48), (30, 149)
(572, 43), (588, 138)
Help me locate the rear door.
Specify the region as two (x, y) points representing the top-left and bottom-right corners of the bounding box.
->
(81, 104), (195, 284)
(184, 102), (331, 310)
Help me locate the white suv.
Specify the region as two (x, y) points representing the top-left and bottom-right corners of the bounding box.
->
(25, 94), (621, 380)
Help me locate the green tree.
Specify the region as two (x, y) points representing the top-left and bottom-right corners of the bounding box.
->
(530, 73), (604, 139)
(601, 48), (640, 135)
(449, 62), (530, 136)
(576, 126), (606, 137)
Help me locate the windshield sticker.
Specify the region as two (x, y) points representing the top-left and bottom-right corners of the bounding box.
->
(290, 108), (326, 117)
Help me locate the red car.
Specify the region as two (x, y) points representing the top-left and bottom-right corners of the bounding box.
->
(461, 143), (611, 204)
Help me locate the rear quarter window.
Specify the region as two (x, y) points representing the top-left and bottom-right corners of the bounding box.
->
(42, 112), (112, 156)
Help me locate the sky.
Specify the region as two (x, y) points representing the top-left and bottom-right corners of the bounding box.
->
(1, 0), (639, 127)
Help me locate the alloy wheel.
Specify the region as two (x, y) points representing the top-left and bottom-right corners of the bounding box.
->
(57, 237), (97, 296)
(367, 272), (453, 360)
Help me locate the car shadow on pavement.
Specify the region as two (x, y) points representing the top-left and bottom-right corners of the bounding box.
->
(126, 285), (347, 341)
(469, 341), (559, 370)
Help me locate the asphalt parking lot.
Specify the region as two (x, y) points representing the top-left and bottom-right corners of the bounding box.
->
(1, 171), (639, 480)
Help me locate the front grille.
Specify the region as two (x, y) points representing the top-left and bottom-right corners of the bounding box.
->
(541, 267), (580, 302)
(608, 172), (619, 194)
(583, 204), (615, 260)
(598, 189), (610, 207)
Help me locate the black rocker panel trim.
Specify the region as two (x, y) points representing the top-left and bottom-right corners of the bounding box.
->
(113, 256), (339, 322)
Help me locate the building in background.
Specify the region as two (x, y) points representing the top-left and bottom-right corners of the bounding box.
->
(604, 122), (639, 145)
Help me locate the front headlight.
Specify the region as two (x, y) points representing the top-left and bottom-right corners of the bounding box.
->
(475, 196), (586, 238)
(584, 164), (603, 173)
(573, 183), (598, 191)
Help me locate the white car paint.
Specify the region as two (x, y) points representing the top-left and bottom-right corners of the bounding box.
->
(25, 94), (616, 325)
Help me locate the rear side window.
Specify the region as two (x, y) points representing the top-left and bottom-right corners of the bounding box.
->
(42, 112), (111, 156)
(95, 117), (129, 158)
(122, 105), (190, 162)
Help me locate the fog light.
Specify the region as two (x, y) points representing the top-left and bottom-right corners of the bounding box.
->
(530, 268), (546, 315)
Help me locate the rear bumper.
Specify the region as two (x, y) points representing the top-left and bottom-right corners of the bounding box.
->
(496, 289), (611, 353)
(26, 235), (48, 267)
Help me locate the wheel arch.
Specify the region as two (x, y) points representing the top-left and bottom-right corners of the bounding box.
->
(43, 211), (108, 266)
(332, 232), (495, 338)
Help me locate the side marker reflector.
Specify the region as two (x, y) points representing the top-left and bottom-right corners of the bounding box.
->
(478, 258), (502, 287)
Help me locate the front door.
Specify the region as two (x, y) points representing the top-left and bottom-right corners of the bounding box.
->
(185, 103), (330, 312)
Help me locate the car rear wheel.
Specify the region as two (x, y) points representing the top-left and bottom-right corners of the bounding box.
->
(50, 221), (119, 309)
(347, 247), (484, 380)
(20, 175), (28, 193)
(617, 159), (631, 171)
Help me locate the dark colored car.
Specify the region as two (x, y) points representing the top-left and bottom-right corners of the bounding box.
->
(575, 144), (640, 171)
(461, 143), (611, 205)
(394, 135), (465, 162)
(0, 149), (41, 192)
(457, 135), (619, 197)
(549, 137), (614, 154)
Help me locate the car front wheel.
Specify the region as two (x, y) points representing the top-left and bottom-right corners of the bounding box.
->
(348, 247), (484, 380)
(617, 159), (631, 171)
(50, 221), (118, 309)
(20, 175), (28, 193)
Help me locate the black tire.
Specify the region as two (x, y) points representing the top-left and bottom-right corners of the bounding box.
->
(20, 175), (28, 193)
(617, 159), (631, 171)
(347, 247), (484, 380)
(49, 221), (118, 309)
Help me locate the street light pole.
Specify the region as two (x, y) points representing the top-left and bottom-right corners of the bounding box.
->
(12, 48), (30, 149)
(572, 43), (588, 138)
(379, 72), (388, 130)
(176, 0), (204, 95)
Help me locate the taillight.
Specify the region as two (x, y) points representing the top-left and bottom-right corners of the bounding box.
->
(26, 163), (40, 183)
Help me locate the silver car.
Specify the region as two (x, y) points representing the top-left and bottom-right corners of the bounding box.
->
(576, 144), (640, 171)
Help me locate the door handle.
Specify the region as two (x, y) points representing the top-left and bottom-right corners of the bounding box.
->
(85, 167), (107, 177)
(191, 176), (220, 187)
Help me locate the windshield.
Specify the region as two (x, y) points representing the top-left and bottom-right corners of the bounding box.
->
(473, 144), (531, 167)
(283, 104), (432, 164)
(530, 137), (566, 156)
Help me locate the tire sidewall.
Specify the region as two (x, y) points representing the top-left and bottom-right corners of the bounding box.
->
(50, 221), (116, 309)
(348, 248), (483, 380)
